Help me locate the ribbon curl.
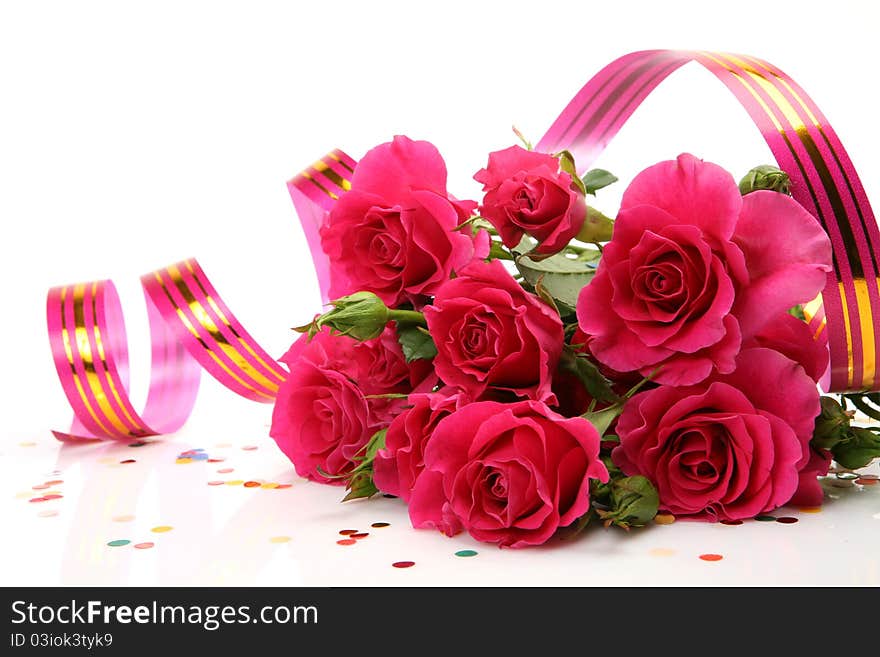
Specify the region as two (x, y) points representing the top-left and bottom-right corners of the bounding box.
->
(46, 50), (880, 441)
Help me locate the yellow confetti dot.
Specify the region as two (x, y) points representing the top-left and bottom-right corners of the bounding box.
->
(43, 490), (62, 496)
(269, 536), (291, 544)
(654, 513), (676, 525)
(225, 479), (244, 486)
(260, 482), (279, 489)
(97, 456), (116, 464)
(18, 441), (37, 447)
(151, 525), (173, 533)
(649, 547), (676, 557)
(797, 506), (822, 513)
(15, 491), (32, 499)
(112, 514), (135, 522)
(175, 457), (193, 464)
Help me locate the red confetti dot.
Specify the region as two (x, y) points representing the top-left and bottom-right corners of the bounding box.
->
(207, 480), (225, 486)
(28, 497), (48, 503)
(776, 516), (799, 524)
(857, 477), (878, 486)
(217, 468), (234, 474)
(243, 481), (260, 488)
(392, 561), (415, 568)
(339, 529), (358, 536)
(699, 553), (724, 562)
(275, 484), (293, 489)
(351, 532), (369, 539)
(207, 458), (225, 463)
(242, 445), (258, 451)
(42, 494), (63, 500)
(336, 539), (357, 546)
(720, 519), (743, 526)
(134, 542), (155, 550)
(120, 459), (136, 464)
(45, 480), (64, 486)
(32, 484), (50, 490)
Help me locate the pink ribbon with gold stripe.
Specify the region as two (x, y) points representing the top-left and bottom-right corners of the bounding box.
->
(47, 50), (880, 442)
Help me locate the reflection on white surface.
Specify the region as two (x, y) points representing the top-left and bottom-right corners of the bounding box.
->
(2, 393), (878, 587)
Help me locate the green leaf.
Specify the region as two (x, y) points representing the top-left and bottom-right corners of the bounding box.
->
(514, 251), (597, 309)
(487, 239), (514, 261)
(831, 427), (880, 470)
(581, 169), (618, 195)
(556, 150), (587, 195)
(596, 475), (659, 529)
(560, 346), (618, 404)
(342, 471), (378, 502)
(582, 402), (624, 437)
(396, 324), (438, 362)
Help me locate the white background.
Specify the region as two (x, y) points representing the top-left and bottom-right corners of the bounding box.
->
(1, 1), (878, 585)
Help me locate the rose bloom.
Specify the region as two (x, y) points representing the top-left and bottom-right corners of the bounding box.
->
(424, 259), (563, 402)
(372, 389), (465, 502)
(474, 145), (587, 255)
(409, 400), (608, 547)
(577, 153), (832, 386)
(320, 135), (486, 306)
(269, 327), (431, 483)
(613, 347), (820, 520)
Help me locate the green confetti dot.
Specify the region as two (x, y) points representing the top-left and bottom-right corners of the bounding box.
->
(107, 539), (131, 547)
(754, 515), (777, 522)
(455, 549), (478, 557)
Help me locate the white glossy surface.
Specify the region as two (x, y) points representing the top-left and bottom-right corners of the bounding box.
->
(1, 383), (878, 587)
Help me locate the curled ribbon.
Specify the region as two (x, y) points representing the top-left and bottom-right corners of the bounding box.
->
(47, 50), (880, 442)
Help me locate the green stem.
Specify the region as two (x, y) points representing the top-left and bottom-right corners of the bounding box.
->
(488, 239), (514, 261)
(388, 309), (427, 326)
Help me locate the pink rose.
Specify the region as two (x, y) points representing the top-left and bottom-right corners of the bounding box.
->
(372, 390), (464, 502)
(613, 347), (820, 520)
(788, 447), (832, 507)
(270, 327), (432, 482)
(474, 145), (586, 254)
(409, 400), (609, 547)
(424, 259), (563, 402)
(320, 135), (487, 306)
(747, 313), (829, 384)
(577, 153), (832, 386)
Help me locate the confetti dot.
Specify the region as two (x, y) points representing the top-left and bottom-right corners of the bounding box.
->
(42, 494), (63, 500)
(649, 547), (676, 557)
(455, 550), (478, 557)
(382, 494), (397, 499)
(270, 536), (291, 544)
(120, 459), (136, 464)
(32, 484), (50, 490)
(857, 477), (878, 486)
(38, 510), (59, 518)
(134, 542), (154, 550)
(18, 441), (36, 447)
(243, 481), (261, 488)
(351, 532), (369, 539)
(226, 479), (244, 486)
(15, 491), (32, 499)
(392, 561), (415, 568)
(242, 445), (258, 451)
(699, 553), (723, 562)
(107, 540), (131, 547)
(754, 515), (777, 522)
(654, 513), (675, 525)
(260, 482), (279, 489)
(28, 497), (48, 503)
(339, 529), (358, 536)
(836, 473), (859, 480)
(112, 515), (135, 522)
(207, 480), (225, 486)
(336, 539), (357, 546)
(207, 458), (225, 463)
(151, 526), (173, 533)
(857, 473), (878, 480)
(217, 468), (234, 474)
(720, 519), (743, 526)
(275, 484), (293, 490)
(797, 506), (822, 513)
(371, 522), (390, 528)
(776, 516), (799, 524)
(45, 479), (64, 486)
(175, 458), (193, 464)
(128, 441), (147, 447)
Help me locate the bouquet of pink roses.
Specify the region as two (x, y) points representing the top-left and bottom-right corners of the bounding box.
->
(269, 135), (880, 547)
